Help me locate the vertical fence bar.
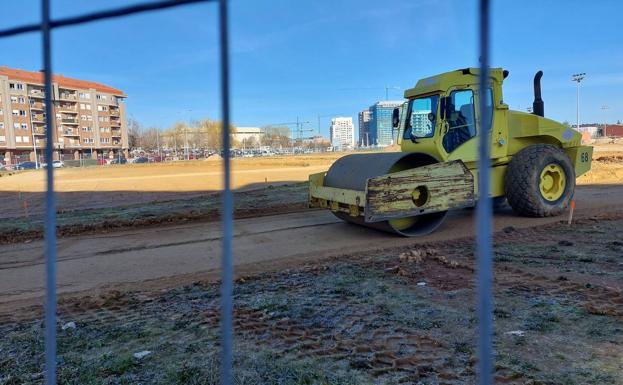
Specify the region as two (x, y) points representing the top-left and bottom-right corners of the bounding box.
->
(476, 0), (493, 384)
(218, 0), (233, 384)
(41, 0), (58, 384)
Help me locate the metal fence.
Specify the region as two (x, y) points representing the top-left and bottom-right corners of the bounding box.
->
(0, 1), (493, 384)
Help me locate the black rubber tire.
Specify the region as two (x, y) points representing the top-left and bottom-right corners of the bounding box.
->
(505, 144), (575, 217)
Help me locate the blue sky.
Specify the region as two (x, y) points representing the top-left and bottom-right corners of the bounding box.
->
(1, 0), (622, 138)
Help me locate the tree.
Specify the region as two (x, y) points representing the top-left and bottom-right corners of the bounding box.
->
(127, 117), (142, 148)
(262, 125), (291, 149)
(194, 119), (237, 150)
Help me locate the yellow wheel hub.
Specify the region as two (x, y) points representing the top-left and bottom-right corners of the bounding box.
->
(539, 163), (566, 201)
(389, 217), (418, 231)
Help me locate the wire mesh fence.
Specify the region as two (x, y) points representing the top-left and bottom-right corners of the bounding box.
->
(0, 1), (492, 384)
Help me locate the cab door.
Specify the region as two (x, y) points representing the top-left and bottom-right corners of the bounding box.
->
(441, 88), (479, 163)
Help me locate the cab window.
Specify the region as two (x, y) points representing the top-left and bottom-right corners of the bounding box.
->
(403, 95), (439, 140)
(442, 89), (476, 153)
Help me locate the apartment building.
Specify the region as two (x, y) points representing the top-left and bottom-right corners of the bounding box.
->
(0, 66), (128, 164)
(329, 117), (355, 150)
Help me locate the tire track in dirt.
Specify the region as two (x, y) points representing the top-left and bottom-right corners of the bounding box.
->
(495, 265), (623, 317)
(201, 306), (526, 384)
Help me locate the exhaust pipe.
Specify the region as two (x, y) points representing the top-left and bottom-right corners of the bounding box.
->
(532, 70), (544, 117)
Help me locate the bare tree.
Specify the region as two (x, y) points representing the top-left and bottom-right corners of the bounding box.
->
(127, 117), (142, 149)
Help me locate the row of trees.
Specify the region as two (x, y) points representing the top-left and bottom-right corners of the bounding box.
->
(127, 118), (300, 152)
(128, 118), (329, 151)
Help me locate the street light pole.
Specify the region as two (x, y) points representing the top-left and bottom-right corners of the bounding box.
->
(571, 73), (586, 131)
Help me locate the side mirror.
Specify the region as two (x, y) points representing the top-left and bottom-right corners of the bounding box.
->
(427, 112), (435, 122)
(392, 108), (400, 128)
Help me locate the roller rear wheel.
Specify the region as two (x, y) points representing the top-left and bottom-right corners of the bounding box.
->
(505, 144), (575, 217)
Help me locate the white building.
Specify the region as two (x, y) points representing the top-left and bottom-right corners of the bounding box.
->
(234, 127), (262, 146)
(330, 117), (355, 150)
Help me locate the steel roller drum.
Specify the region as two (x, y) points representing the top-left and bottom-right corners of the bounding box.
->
(324, 152), (447, 236)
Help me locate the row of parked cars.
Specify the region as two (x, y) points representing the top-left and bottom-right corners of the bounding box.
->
(0, 160), (65, 171)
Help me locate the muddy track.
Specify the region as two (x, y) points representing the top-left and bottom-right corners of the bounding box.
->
(0, 184), (622, 314)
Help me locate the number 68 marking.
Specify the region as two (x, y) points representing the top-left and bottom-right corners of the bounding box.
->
(580, 152), (589, 162)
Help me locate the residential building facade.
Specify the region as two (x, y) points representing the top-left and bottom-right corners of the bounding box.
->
(329, 117), (355, 150)
(358, 109), (371, 147)
(368, 101), (404, 146)
(0, 66), (128, 164)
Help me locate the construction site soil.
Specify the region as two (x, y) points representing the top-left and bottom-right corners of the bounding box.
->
(0, 143), (622, 384)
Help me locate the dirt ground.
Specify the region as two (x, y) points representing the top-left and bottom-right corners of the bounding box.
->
(2, 215), (622, 384)
(0, 144), (622, 384)
(0, 154), (346, 220)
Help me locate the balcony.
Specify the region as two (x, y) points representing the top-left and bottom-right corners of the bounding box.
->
(33, 127), (46, 136)
(62, 129), (80, 137)
(58, 104), (77, 113)
(29, 101), (45, 110)
(29, 89), (45, 98)
(109, 109), (120, 116)
(31, 114), (45, 122)
(59, 93), (77, 101)
(111, 130), (122, 137)
(61, 118), (78, 125)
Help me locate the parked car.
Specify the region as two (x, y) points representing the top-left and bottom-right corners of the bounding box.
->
(16, 161), (38, 170)
(42, 160), (65, 168)
(110, 157), (127, 165)
(134, 157), (149, 164)
(97, 158), (109, 166)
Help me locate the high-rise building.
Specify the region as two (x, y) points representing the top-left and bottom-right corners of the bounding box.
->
(0, 66), (128, 164)
(358, 109), (371, 147)
(368, 101), (404, 146)
(329, 117), (354, 150)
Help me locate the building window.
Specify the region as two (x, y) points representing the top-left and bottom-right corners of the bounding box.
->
(0, 109), (3, 115)
(81, 115), (87, 120)
(100, 137), (110, 143)
(14, 123), (20, 129)
(0, 136), (5, 142)
(0, 123), (4, 129)
(87, 115), (93, 121)
(17, 84), (24, 90)
(96, 94), (107, 101)
(97, 105), (108, 112)
(22, 136), (29, 142)
(12, 110), (18, 116)
(21, 123), (28, 129)
(10, 96), (18, 103)
(19, 110), (26, 116)
(18, 97), (25, 103)
(9, 83), (15, 89)
(16, 136), (22, 142)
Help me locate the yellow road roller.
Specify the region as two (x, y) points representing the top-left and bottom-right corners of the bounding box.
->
(309, 68), (592, 236)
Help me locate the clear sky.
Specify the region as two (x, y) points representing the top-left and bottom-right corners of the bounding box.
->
(2, 0), (622, 138)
